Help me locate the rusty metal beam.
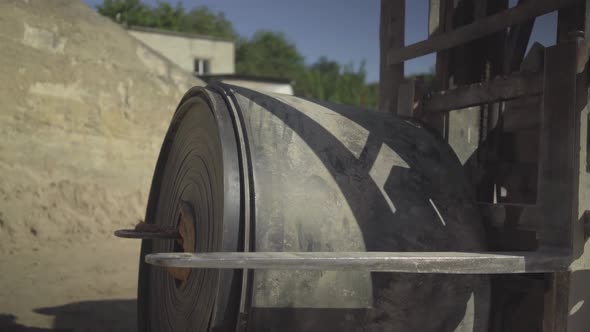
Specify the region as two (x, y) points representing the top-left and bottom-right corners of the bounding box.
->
(422, 73), (543, 113)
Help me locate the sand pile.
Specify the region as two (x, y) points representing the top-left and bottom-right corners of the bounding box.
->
(0, 0), (203, 253)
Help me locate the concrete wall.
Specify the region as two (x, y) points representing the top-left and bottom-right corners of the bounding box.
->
(128, 27), (234, 74)
(0, 0), (203, 251)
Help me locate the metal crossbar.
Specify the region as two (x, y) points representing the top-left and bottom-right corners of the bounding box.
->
(387, 0), (578, 64)
(146, 250), (571, 274)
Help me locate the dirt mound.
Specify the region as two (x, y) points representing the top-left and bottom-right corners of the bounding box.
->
(0, 0), (203, 252)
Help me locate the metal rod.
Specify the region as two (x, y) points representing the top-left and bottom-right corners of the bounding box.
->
(114, 222), (180, 240)
(114, 229), (180, 239)
(145, 250), (571, 274)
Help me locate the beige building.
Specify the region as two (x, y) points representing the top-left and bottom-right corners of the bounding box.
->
(127, 26), (234, 75)
(126, 26), (294, 95)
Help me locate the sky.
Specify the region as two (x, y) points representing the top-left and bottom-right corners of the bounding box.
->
(83, 0), (557, 83)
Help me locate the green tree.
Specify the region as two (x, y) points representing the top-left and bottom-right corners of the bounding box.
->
(97, 0), (154, 27)
(180, 7), (236, 39)
(97, 0), (236, 39)
(236, 30), (305, 79)
(295, 57), (377, 108)
(151, 2), (185, 31)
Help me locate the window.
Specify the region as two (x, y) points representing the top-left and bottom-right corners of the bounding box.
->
(194, 58), (210, 75)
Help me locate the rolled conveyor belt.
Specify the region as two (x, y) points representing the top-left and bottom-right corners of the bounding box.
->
(138, 89), (242, 331)
(138, 83), (491, 331)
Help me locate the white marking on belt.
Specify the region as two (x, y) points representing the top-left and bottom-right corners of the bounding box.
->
(429, 198), (446, 226)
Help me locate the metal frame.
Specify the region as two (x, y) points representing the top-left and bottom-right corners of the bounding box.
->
(131, 1), (590, 331)
(379, 1), (590, 332)
(388, 0), (578, 64)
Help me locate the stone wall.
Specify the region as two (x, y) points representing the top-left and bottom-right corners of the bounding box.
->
(0, 0), (203, 252)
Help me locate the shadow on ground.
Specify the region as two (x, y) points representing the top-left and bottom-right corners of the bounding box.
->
(0, 299), (135, 332)
(0, 314), (55, 332)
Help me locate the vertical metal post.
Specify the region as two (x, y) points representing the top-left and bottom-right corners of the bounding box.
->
(379, 0), (405, 114)
(538, 42), (579, 251)
(424, 0), (450, 137)
(538, 39), (583, 332)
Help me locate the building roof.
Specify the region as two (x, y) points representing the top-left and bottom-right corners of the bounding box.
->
(126, 25), (234, 43)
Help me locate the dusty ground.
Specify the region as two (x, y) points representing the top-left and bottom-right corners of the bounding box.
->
(0, 1), (203, 330)
(0, 239), (139, 331)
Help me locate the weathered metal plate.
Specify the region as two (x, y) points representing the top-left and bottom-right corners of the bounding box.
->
(146, 250), (571, 274)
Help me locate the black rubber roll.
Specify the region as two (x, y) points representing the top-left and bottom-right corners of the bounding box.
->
(138, 84), (490, 332)
(138, 89), (242, 332)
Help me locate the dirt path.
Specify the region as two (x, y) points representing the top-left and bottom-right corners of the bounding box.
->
(0, 237), (140, 331)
